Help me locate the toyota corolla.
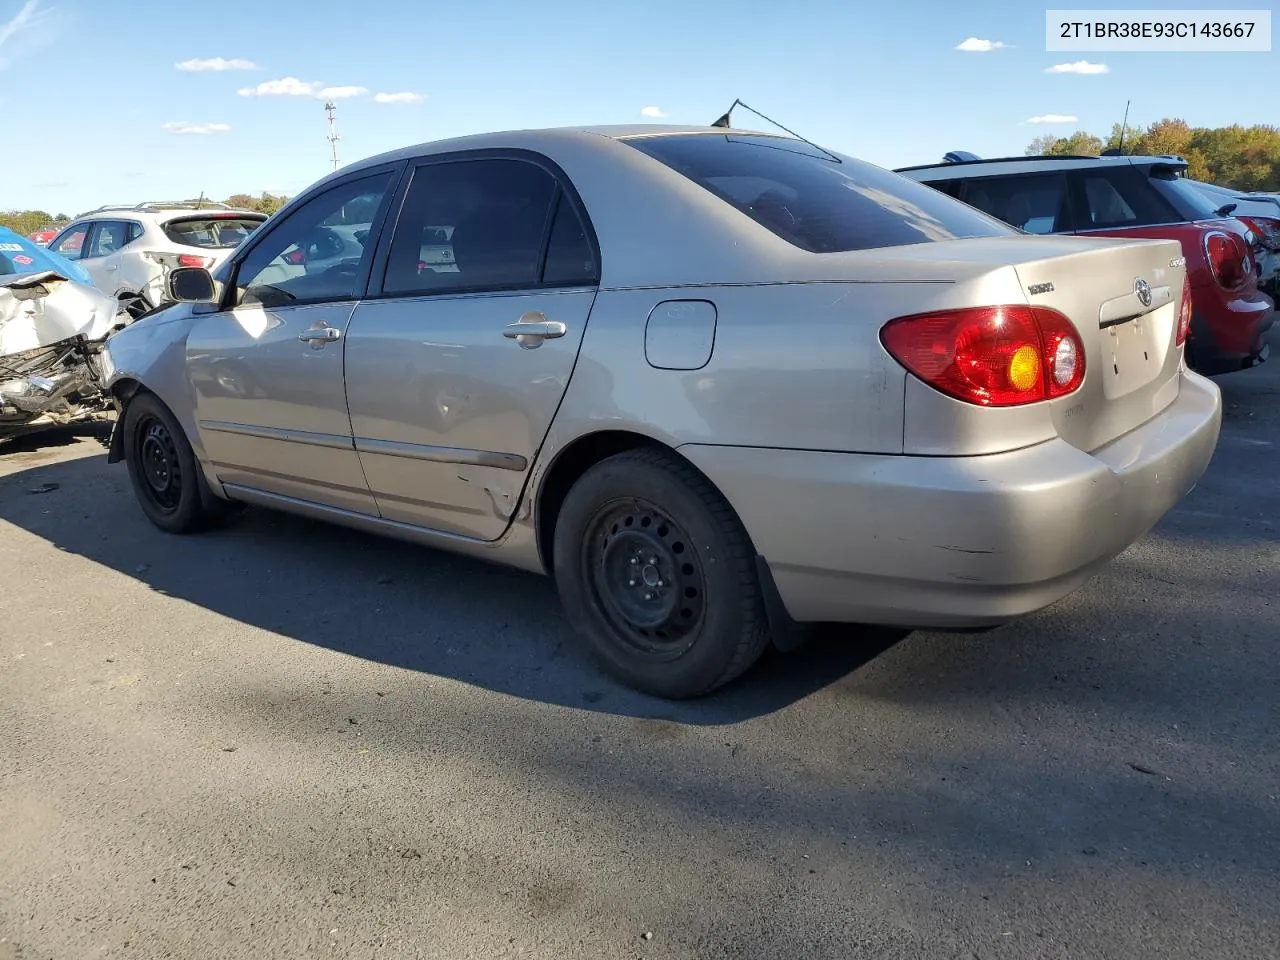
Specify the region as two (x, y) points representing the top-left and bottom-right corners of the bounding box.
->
(99, 125), (1222, 698)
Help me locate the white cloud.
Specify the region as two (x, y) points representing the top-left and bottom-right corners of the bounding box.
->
(237, 77), (371, 100)
(175, 56), (257, 72)
(318, 85), (369, 100)
(1045, 60), (1110, 75)
(163, 121), (232, 135)
(0, 0), (54, 69)
(375, 91), (424, 104)
(1026, 114), (1079, 124)
(238, 76), (322, 97)
(955, 37), (1007, 52)
(640, 105), (668, 118)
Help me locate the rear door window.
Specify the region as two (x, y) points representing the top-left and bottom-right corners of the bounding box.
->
(381, 157), (567, 295)
(958, 174), (1069, 234)
(541, 193), (598, 286)
(625, 134), (1013, 253)
(86, 220), (131, 258)
(1070, 167), (1182, 230)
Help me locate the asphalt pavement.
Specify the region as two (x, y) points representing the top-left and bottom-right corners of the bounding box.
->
(1, 332), (1277, 960)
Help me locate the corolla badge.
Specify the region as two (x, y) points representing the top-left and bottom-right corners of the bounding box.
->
(1134, 277), (1152, 308)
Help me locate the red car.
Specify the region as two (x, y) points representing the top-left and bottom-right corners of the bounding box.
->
(27, 226), (60, 247)
(896, 154), (1274, 375)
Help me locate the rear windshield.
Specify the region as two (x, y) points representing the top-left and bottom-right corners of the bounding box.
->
(0, 226), (94, 285)
(163, 216), (265, 249)
(625, 134), (1014, 253)
(1146, 169), (1224, 222)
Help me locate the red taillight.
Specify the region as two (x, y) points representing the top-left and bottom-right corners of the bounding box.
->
(879, 305), (1086, 407)
(1176, 273), (1193, 347)
(177, 254), (213, 268)
(282, 249), (306, 265)
(1204, 230), (1249, 289)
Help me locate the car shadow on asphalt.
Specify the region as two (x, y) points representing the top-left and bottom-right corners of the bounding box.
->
(0, 421), (111, 455)
(0, 440), (907, 724)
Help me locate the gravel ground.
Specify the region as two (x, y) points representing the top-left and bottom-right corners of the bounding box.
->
(1, 333), (1276, 960)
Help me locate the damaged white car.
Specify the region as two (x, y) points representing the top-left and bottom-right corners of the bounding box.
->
(0, 227), (131, 443)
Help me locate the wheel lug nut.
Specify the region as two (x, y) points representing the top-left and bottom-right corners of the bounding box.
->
(645, 592), (654, 601)
(629, 580), (636, 586)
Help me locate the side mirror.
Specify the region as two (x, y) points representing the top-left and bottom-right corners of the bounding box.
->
(166, 266), (218, 304)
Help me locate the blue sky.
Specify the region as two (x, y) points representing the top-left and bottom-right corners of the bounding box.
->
(1, 0), (1275, 216)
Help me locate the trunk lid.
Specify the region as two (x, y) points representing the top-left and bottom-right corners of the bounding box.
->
(1010, 236), (1186, 452)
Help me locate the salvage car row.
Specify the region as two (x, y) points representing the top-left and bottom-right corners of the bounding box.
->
(2, 203), (268, 440)
(4, 126), (1273, 699)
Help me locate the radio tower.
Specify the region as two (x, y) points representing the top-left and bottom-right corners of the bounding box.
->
(325, 100), (340, 170)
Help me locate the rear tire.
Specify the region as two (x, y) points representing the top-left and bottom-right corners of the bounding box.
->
(552, 448), (772, 698)
(122, 392), (229, 534)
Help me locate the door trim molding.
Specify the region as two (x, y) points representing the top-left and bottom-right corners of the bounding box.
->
(199, 419), (527, 471)
(199, 419), (354, 451)
(353, 436), (527, 471)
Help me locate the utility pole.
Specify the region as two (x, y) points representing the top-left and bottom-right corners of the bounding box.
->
(325, 100), (340, 170)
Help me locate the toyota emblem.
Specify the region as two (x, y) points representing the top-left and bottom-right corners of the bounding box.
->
(1135, 278), (1152, 308)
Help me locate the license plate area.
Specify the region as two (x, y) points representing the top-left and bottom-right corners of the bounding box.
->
(1100, 315), (1161, 400)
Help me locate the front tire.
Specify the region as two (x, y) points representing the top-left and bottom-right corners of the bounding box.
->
(552, 448), (772, 699)
(122, 392), (227, 534)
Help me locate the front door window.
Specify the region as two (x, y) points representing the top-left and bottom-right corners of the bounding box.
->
(230, 173), (396, 309)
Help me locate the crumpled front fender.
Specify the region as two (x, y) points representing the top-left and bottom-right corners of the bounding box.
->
(99, 304), (209, 467)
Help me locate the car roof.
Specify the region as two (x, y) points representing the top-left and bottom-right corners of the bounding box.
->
(895, 154), (1189, 181)
(332, 124), (786, 175)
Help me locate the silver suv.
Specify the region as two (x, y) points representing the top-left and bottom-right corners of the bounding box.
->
(47, 202), (268, 318)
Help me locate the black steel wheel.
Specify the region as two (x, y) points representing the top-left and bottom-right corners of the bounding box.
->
(134, 413), (183, 514)
(584, 498), (707, 660)
(553, 447), (772, 699)
(122, 391), (230, 534)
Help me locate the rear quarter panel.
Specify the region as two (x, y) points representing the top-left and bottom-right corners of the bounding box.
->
(540, 282), (911, 457)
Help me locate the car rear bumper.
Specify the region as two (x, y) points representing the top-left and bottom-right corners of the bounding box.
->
(679, 369), (1222, 629)
(1188, 287), (1273, 374)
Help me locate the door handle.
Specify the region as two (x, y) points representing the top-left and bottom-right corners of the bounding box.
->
(503, 312), (567, 350)
(298, 326), (341, 343)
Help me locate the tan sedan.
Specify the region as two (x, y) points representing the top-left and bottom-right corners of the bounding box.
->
(100, 125), (1222, 698)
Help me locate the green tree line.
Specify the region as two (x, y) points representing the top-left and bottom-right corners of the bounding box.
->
(1027, 119), (1280, 191)
(1, 192), (291, 236)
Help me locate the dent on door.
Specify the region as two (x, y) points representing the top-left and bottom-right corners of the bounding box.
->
(343, 290), (596, 540)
